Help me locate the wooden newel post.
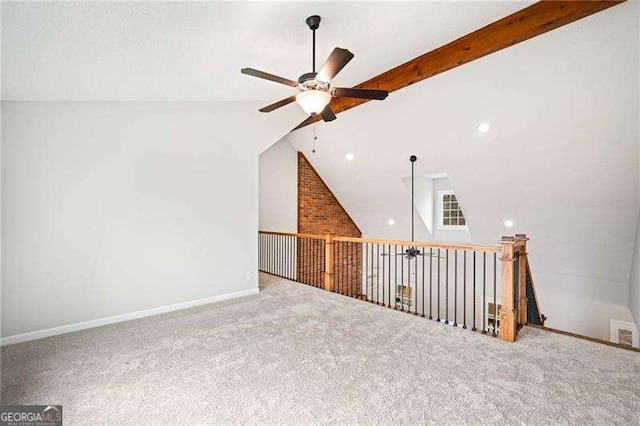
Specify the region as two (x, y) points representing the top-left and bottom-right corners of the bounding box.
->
(499, 236), (517, 342)
(324, 234), (334, 292)
(514, 234), (529, 326)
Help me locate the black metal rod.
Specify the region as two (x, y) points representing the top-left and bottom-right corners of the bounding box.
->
(407, 249), (411, 312)
(351, 242), (355, 296)
(422, 249), (425, 316)
(312, 29), (316, 73)
(482, 252), (487, 334)
(454, 250), (458, 327)
(341, 241), (344, 294)
(378, 244), (385, 306)
(371, 242), (375, 301)
(287, 235), (293, 280)
(309, 238), (312, 284)
(376, 244), (380, 304)
(298, 237), (301, 282)
(365, 243), (368, 301)
(387, 244), (391, 308)
(337, 241), (341, 293)
(340, 241), (343, 292)
(268, 235), (271, 274)
(445, 249), (449, 324)
(429, 248), (433, 319)
(289, 235), (292, 280)
(273, 235), (276, 276)
(515, 251), (519, 320)
(473, 251), (477, 331)
(394, 245), (398, 309)
(437, 249), (441, 322)
(463, 251), (467, 329)
(346, 242), (350, 295)
(400, 246), (404, 311)
(411, 161), (415, 242)
(493, 252), (497, 337)
(414, 253), (418, 315)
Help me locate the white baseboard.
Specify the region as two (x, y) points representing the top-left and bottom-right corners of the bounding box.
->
(1, 287), (260, 346)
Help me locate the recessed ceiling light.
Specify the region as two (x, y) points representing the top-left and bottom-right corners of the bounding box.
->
(387, 219), (395, 226)
(504, 220), (514, 228)
(478, 122), (491, 133)
(345, 152), (354, 162)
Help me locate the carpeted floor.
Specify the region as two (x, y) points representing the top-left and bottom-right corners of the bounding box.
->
(2, 273), (640, 424)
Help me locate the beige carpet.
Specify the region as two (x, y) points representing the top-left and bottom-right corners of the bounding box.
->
(2, 273), (640, 424)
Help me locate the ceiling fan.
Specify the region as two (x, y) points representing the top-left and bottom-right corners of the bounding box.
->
(241, 15), (388, 122)
(382, 155), (444, 261)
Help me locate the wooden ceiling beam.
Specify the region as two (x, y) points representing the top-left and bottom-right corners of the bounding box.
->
(294, 0), (624, 130)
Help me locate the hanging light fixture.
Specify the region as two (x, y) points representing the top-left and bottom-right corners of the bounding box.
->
(295, 90), (331, 115)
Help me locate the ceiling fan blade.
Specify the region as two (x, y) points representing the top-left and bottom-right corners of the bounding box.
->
(259, 96), (296, 113)
(241, 68), (298, 87)
(316, 48), (354, 83)
(333, 87), (388, 100)
(320, 105), (337, 122)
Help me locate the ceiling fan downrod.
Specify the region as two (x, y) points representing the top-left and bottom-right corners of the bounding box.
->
(305, 15), (321, 73)
(410, 155), (417, 243)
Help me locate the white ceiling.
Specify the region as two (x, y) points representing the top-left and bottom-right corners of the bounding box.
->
(1, 1), (528, 101)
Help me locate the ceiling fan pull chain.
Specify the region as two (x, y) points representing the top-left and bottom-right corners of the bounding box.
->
(312, 123), (318, 153)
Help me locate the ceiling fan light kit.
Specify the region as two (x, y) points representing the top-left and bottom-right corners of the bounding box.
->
(296, 90), (331, 115)
(241, 15), (388, 125)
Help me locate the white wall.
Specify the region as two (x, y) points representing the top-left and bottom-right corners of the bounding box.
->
(258, 137), (297, 233)
(402, 175), (433, 238)
(1, 101), (301, 340)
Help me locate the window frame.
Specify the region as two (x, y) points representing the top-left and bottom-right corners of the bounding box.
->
(437, 189), (469, 231)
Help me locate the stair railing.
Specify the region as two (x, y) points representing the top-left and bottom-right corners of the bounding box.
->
(259, 231), (544, 342)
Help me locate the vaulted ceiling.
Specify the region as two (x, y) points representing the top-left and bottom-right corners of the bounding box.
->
(285, 2), (639, 338)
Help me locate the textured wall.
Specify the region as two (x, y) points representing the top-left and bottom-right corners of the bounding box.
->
(297, 152), (361, 294)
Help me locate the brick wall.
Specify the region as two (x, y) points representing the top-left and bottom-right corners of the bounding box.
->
(297, 152), (362, 295)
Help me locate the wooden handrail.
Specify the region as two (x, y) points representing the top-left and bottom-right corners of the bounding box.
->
(259, 231), (501, 253)
(332, 236), (501, 253)
(258, 230), (326, 240)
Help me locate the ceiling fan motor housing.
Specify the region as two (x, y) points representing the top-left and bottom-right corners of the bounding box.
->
(298, 72), (329, 92)
(298, 72), (318, 85)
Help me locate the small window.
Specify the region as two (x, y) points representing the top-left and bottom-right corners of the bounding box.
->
(438, 190), (468, 230)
